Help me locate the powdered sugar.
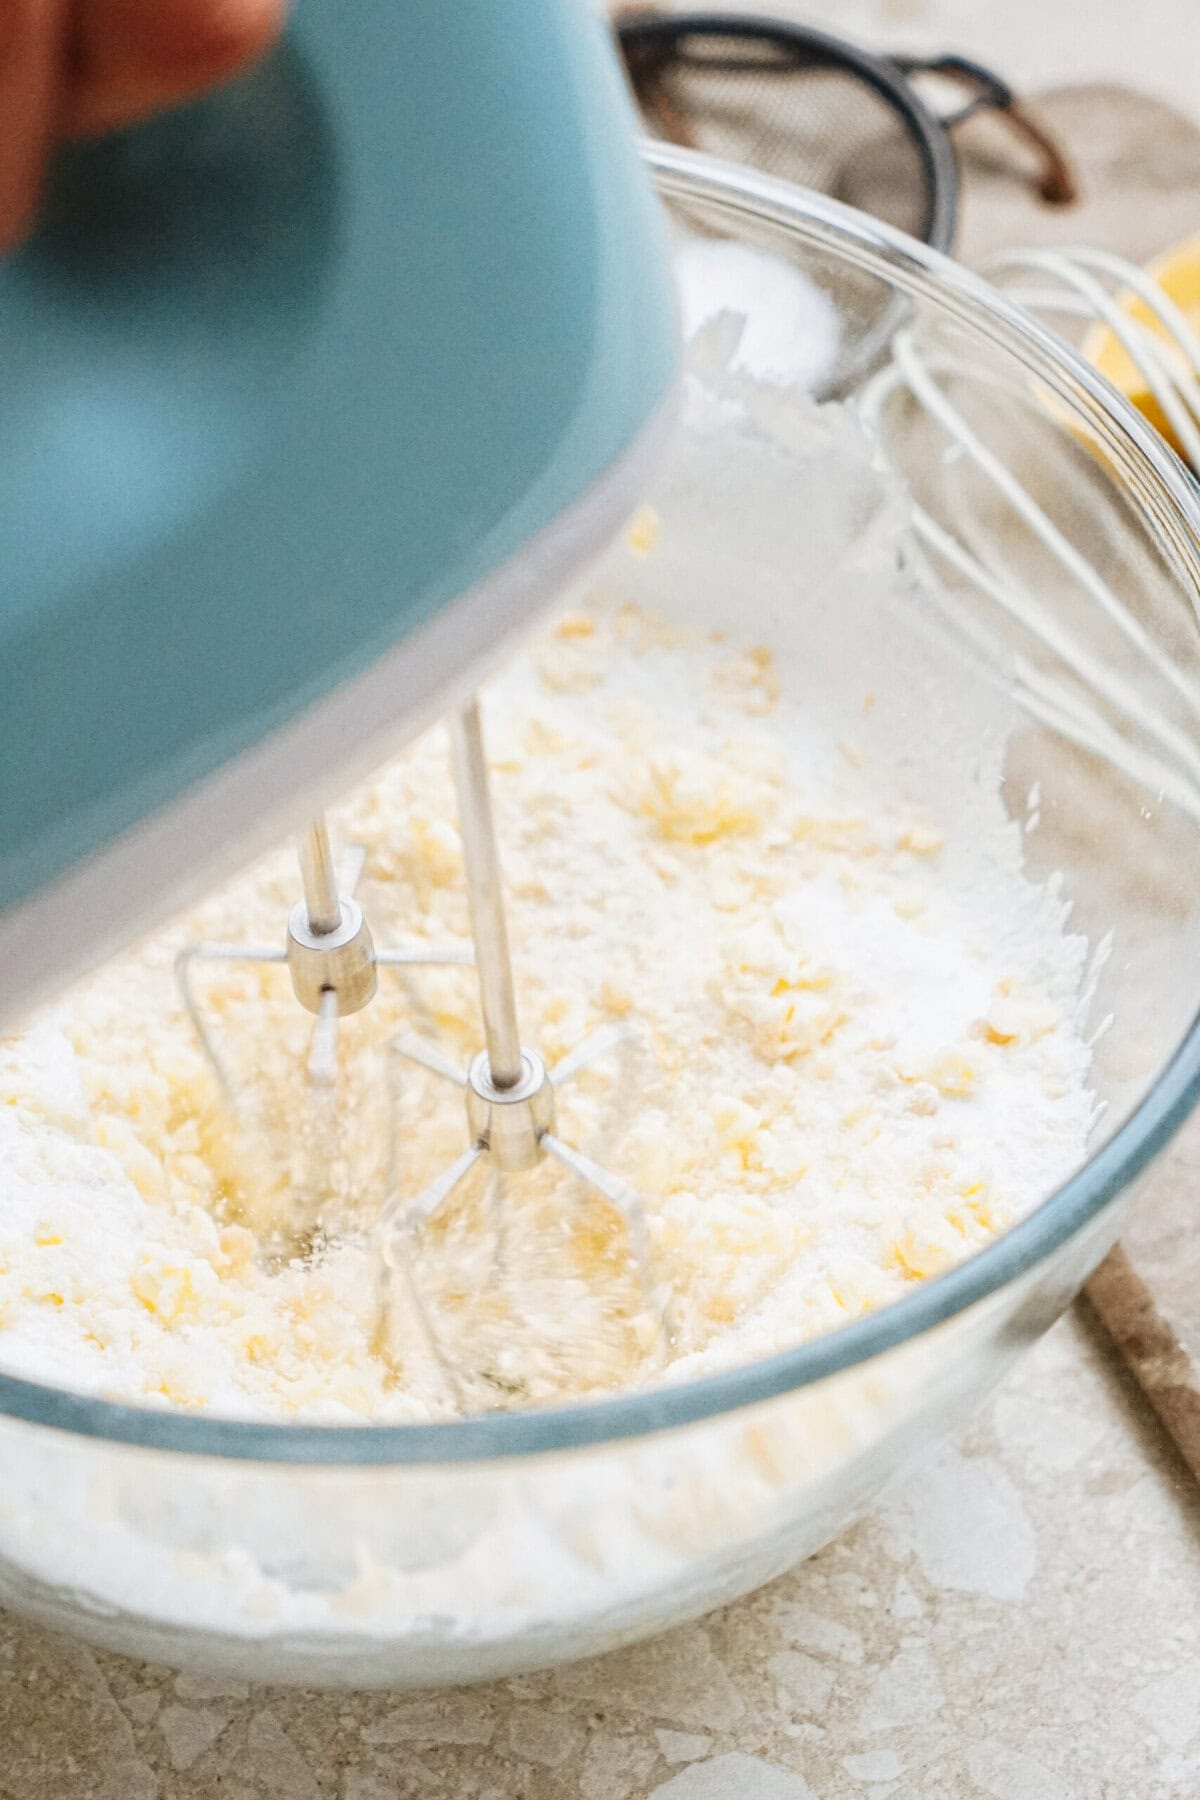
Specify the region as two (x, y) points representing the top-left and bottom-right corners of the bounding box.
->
(675, 238), (841, 391)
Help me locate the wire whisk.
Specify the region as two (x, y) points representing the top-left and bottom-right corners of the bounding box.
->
(859, 243), (1200, 824)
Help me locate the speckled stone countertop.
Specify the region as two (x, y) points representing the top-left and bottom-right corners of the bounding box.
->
(9, 1), (1200, 1794)
(4, 1308), (1197, 1799)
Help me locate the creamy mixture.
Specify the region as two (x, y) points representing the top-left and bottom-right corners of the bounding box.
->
(0, 570), (1095, 1422)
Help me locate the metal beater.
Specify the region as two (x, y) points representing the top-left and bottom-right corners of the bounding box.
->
(374, 699), (669, 1383)
(176, 818), (470, 1097)
(175, 694), (669, 1383)
(174, 816), (472, 1248)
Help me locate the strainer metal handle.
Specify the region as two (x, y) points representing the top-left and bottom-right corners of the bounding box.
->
(893, 52), (1077, 205)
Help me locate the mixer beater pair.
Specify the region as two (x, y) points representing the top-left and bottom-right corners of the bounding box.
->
(176, 698), (670, 1389)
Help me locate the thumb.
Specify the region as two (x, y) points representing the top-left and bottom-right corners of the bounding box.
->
(0, 0), (67, 250)
(64, 0), (286, 139)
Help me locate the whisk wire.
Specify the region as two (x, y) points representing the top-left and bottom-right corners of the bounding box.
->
(861, 238), (1200, 825)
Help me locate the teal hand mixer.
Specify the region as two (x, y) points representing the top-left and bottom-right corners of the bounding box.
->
(0, 0), (680, 1386)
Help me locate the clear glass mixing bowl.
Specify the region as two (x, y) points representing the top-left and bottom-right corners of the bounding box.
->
(4, 148), (1200, 1688)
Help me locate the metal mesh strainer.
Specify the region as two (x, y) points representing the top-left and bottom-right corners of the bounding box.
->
(615, 11), (1074, 395)
(617, 12), (957, 250)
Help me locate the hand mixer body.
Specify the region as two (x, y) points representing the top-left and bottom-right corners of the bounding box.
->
(0, 0), (678, 1026)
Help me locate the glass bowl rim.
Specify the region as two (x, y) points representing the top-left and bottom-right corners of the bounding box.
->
(7, 142), (1200, 1465)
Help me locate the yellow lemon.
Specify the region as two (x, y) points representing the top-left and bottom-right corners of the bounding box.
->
(1082, 233), (1200, 460)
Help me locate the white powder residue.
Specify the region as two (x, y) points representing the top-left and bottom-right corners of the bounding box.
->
(675, 237), (841, 390)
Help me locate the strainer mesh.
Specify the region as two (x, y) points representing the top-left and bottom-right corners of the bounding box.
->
(637, 51), (932, 241)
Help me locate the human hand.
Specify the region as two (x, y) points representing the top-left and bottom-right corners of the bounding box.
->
(0, 0), (287, 250)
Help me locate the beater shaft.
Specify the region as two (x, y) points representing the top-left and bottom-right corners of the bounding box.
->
(379, 703), (674, 1381)
(299, 819), (342, 935)
(450, 702), (524, 1091)
(307, 988), (340, 1086)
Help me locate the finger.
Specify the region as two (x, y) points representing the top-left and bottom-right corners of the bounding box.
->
(64, 0), (286, 139)
(0, 0), (66, 250)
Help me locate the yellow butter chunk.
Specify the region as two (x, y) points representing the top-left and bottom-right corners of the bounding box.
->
(626, 504), (661, 556)
(896, 823), (943, 857)
(626, 746), (776, 844)
(983, 983), (1060, 1048)
(718, 914), (847, 1064)
(928, 1050), (980, 1099)
(131, 1258), (197, 1325)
